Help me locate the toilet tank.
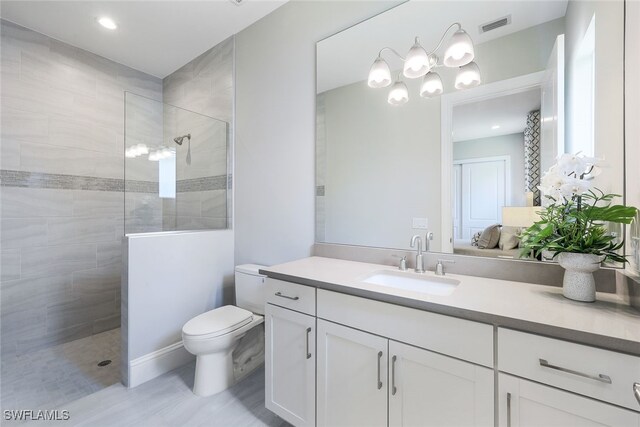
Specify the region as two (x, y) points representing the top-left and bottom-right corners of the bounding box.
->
(235, 264), (267, 315)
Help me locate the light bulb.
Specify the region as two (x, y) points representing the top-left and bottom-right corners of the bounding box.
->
(368, 57), (392, 88)
(420, 72), (443, 97)
(454, 61), (481, 89)
(387, 80), (409, 106)
(403, 40), (430, 78)
(443, 29), (475, 67)
(97, 17), (118, 30)
(148, 151), (160, 162)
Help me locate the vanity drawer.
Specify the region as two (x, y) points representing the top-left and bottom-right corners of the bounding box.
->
(498, 328), (640, 411)
(265, 278), (316, 316)
(317, 289), (494, 368)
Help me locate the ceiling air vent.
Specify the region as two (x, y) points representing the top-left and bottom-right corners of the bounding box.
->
(479, 15), (512, 34)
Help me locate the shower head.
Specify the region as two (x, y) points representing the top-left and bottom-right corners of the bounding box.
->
(173, 134), (191, 145)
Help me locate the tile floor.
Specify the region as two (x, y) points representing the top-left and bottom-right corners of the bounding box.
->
(27, 361), (287, 427)
(1, 329), (120, 413)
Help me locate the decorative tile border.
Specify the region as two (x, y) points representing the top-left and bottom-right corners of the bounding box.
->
(176, 175), (229, 193)
(0, 170), (230, 193)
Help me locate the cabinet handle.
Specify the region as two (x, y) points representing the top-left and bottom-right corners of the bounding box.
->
(275, 291), (299, 301)
(305, 327), (312, 359)
(633, 382), (640, 405)
(506, 392), (512, 427)
(377, 351), (383, 390)
(391, 355), (397, 396)
(539, 358), (612, 384)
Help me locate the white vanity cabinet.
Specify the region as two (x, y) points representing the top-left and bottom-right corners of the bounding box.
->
(389, 340), (494, 427)
(497, 328), (640, 427)
(316, 320), (494, 427)
(317, 320), (388, 427)
(265, 303), (316, 427)
(498, 374), (640, 427)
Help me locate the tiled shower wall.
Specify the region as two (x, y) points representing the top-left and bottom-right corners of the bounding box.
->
(0, 20), (162, 355)
(162, 37), (234, 230)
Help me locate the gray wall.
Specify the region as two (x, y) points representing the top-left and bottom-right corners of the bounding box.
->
(234, 1), (400, 266)
(321, 79), (442, 251)
(162, 37), (234, 231)
(454, 133), (526, 207)
(0, 20), (162, 355)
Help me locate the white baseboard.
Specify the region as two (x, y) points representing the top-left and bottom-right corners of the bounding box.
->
(127, 341), (194, 388)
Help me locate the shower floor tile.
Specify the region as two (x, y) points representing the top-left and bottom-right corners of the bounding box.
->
(1, 328), (120, 412)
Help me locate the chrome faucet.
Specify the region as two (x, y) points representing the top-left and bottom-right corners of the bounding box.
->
(435, 259), (455, 276)
(410, 235), (424, 273)
(425, 232), (434, 252)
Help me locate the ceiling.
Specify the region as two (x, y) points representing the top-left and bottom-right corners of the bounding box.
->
(317, 0), (567, 93)
(452, 88), (541, 142)
(0, 0), (287, 78)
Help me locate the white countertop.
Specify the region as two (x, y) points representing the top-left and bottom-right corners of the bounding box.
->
(261, 256), (640, 355)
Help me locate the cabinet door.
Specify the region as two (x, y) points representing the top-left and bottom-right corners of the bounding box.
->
(389, 340), (494, 427)
(317, 319), (388, 427)
(499, 373), (640, 427)
(265, 303), (315, 427)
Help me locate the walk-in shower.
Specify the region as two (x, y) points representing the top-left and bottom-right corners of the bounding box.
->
(124, 92), (230, 233)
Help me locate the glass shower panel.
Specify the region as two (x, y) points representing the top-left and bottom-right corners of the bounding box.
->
(124, 92), (228, 234)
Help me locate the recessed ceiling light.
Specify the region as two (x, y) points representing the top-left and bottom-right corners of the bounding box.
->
(491, 125), (500, 130)
(97, 17), (118, 30)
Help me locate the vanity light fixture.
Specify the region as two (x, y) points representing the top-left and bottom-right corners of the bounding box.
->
(454, 61), (482, 89)
(403, 38), (430, 78)
(368, 57), (392, 88)
(367, 23), (480, 104)
(388, 76), (409, 106)
(443, 28), (475, 67)
(97, 16), (118, 30)
(420, 72), (444, 97)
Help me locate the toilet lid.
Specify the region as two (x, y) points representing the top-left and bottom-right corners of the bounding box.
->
(182, 305), (253, 338)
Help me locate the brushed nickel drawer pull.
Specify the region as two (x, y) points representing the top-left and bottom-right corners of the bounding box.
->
(377, 351), (383, 390)
(391, 355), (397, 396)
(305, 327), (312, 359)
(275, 292), (299, 301)
(539, 358), (612, 384)
(506, 392), (512, 427)
(633, 382), (640, 405)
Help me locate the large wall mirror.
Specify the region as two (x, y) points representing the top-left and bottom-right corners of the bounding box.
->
(316, 0), (624, 262)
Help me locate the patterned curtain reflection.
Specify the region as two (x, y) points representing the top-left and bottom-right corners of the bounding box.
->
(524, 110), (541, 206)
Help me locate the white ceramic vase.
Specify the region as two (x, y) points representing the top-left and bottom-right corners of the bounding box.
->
(556, 253), (603, 302)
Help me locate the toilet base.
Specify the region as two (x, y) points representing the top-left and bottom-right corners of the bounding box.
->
(193, 351), (234, 397)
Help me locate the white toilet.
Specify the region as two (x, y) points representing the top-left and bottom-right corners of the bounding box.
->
(182, 264), (266, 397)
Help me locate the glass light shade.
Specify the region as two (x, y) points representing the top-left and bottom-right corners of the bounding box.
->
(443, 29), (475, 67)
(454, 61), (481, 89)
(403, 42), (430, 78)
(368, 58), (392, 88)
(387, 80), (409, 105)
(420, 72), (443, 97)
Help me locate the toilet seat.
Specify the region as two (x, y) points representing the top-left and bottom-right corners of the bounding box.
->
(182, 305), (253, 340)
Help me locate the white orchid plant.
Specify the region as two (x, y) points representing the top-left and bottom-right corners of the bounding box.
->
(520, 153), (637, 263)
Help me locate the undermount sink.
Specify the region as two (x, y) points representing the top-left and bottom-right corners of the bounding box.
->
(362, 270), (460, 296)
